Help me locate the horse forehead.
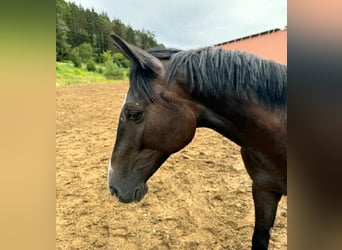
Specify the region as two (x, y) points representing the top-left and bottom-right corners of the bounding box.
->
(120, 94), (128, 111)
(126, 90), (147, 105)
(120, 92), (143, 111)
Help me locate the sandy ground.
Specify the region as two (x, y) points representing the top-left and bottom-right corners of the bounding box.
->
(56, 82), (287, 249)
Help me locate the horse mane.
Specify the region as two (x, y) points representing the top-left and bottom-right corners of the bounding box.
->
(131, 47), (287, 108)
(165, 47), (287, 108)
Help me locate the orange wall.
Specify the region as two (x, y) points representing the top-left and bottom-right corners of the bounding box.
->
(217, 29), (287, 65)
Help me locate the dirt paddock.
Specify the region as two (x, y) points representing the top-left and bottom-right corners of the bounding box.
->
(56, 82), (287, 249)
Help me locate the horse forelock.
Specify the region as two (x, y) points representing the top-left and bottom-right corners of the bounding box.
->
(129, 62), (161, 103)
(128, 48), (181, 104)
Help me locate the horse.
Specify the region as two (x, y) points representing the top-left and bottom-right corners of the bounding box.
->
(107, 34), (287, 250)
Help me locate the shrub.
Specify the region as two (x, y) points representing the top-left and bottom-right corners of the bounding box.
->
(97, 67), (103, 74)
(104, 62), (124, 80)
(113, 52), (129, 68)
(86, 60), (96, 72)
(101, 50), (113, 65)
(78, 43), (94, 63)
(70, 47), (82, 68)
(72, 56), (82, 68)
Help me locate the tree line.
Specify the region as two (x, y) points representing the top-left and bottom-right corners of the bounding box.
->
(56, 0), (164, 63)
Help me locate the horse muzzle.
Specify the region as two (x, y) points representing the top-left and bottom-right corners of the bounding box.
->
(108, 162), (149, 203)
(109, 182), (148, 203)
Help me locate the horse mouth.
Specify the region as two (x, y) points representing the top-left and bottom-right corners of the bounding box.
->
(111, 183), (148, 203)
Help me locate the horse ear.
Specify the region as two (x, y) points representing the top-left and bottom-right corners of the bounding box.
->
(110, 34), (163, 74)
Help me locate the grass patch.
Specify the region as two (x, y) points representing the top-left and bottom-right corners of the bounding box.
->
(56, 61), (129, 87)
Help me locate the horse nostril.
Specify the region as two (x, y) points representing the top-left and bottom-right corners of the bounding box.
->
(109, 185), (118, 197)
(134, 187), (141, 201)
(134, 187), (139, 196)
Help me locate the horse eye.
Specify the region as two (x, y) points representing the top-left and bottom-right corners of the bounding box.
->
(127, 110), (143, 121)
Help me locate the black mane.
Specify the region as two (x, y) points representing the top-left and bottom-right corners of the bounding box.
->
(131, 47), (287, 108)
(165, 47), (287, 108)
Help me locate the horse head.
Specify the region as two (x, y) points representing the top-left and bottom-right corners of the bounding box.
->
(107, 35), (198, 203)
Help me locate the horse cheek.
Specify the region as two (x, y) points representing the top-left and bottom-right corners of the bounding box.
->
(165, 112), (196, 153)
(141, 118), (168, 152)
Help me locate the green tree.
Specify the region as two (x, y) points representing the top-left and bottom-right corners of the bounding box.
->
(56, 0), (71, 61)
(78, 42), (94, 63)
(112, 19), (125, 38)
(56, 0), (163, 63)
(70, 43), (94, 67)
(56, 15), (71, 61)
(125, 26), (136, 45)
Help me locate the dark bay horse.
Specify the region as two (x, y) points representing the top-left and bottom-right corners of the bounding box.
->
(107, 34), (287, 250)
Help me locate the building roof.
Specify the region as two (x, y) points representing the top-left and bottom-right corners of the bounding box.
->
(214, 27), (287, 65)
(214, 27), (287, 47)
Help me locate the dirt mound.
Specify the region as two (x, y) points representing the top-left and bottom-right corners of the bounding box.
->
(56, 83), (287, 249)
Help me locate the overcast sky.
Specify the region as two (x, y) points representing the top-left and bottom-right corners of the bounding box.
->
(66, 0), (286, 50)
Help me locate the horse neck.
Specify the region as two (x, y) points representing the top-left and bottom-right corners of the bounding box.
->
(195, 96), (286, 151)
